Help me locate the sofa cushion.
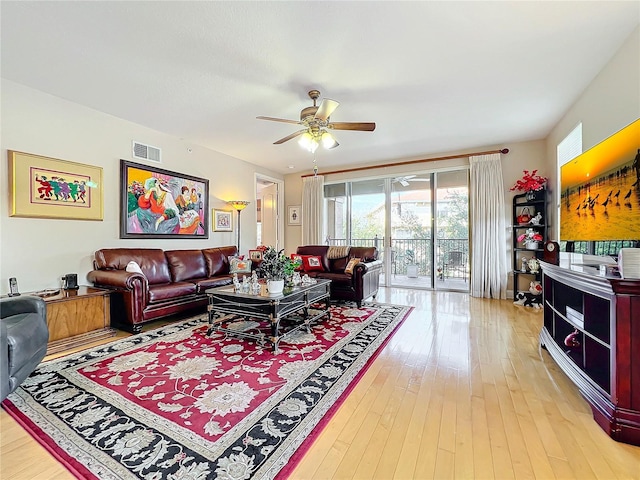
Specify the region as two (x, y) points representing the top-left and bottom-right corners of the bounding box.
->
(165, 250), (207, 282)
(94, 248), (171, 285)
(301, 255), (325, 272)
(229, 256), (252, 274)
(314, 271), (353, 287)
(350, 246), (378, 262)
(344, 257), (361, 275)
(148, 282), (197, 303)
(203, 246), (238, 277)
(193, 275), (234, 293)
(296, 246), (330, 271)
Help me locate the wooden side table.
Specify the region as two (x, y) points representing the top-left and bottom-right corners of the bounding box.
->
(39, 286), (116, 354)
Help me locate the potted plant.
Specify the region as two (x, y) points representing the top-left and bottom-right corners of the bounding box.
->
(405, 249), (419, 278)
(257, 247), (299, 295)
(510, 169), (548, 200)
(517, 228), (543, 250)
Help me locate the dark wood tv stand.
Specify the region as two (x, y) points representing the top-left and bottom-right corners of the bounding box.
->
(540, 259), (640, 445)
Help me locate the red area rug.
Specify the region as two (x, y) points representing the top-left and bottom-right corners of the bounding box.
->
(3, 301), (411, 479)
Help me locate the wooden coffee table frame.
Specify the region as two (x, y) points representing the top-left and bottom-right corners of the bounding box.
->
(205, 279), (331, 353)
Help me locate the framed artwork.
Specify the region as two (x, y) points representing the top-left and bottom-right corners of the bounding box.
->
(213, 209), (233, 232)
(120, 160), (209, 239)
(249, 249), (263, 262)
(8, 150), (104, 220)
(288, 205), (301, 225)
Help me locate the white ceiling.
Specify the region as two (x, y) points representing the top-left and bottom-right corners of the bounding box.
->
(1, 1), (638, 175)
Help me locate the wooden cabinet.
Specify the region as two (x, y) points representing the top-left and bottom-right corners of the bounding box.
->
(540, 260), (640, 445)
(512, 188), (548, 299)
(42, 286), (116, 354)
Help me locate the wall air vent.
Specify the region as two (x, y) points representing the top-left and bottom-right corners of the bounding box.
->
(132, 141), (162, 163)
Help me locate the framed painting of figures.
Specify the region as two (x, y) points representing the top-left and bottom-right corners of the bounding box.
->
(9, 150), (104, 220)
(120, 160), (209, 239)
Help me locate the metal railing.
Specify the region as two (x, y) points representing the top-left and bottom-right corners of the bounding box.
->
(326, 236), (469, 278)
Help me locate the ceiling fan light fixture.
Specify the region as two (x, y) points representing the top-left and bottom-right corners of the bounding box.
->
(321, 130), (338, 149)
(298, 131), (319, 153)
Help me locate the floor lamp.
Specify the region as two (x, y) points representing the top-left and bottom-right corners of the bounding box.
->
(227, 200), (250, 253)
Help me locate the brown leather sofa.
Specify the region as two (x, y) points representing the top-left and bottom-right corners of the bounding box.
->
(295, 245), (382, 307)
(87, 246), (237, 333)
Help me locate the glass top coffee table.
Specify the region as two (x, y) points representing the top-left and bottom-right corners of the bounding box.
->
(205, 279), (331, 353)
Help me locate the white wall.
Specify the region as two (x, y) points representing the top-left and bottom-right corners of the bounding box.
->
(0, 81), (283, 294)
(545, 26), (640, 240)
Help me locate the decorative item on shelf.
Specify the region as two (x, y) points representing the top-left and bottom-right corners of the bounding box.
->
(518, 228), (543, 250)
(510, 169), (548, 201)
(543, 241), (560, 265)
(257, 246), (300, 296)
(521, 257), (528, 272)
(527, 258), (540, 274)
(513, 281), (543, 309)
(529, 212), (543, 225)
(516, 207), (532, 225)
(564, 329), (581, 349)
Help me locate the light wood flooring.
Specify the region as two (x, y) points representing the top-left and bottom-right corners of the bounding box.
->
(1, 288), (639, 479)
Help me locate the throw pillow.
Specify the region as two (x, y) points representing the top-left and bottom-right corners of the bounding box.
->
(229, 256), (252, 274)
(125, 261), (145, 276)
(344, 257), (361, 275)
(302, 255), (325, 272)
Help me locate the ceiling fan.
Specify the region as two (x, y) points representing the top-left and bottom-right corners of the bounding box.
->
(392, 175), (430, 187)
(257, 89), (376, 152)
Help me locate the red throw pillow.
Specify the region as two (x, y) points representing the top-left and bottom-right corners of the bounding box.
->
(290, 254), (304, 271)
(301, 255), (325, 272)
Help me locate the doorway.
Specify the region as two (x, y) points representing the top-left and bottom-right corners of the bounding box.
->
(255, 175), (284, 250)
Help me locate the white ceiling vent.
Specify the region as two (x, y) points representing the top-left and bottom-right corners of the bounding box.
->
(132, 141), (161, 163)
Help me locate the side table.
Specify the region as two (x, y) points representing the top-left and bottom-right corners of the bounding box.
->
(40, 286), (116, 354)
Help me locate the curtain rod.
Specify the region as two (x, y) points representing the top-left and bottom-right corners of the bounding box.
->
(300, 148), (509, 178)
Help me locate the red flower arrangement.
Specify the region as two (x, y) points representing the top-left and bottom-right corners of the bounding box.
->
(517, 229), (543, 243)
(510, 170), (547, 192)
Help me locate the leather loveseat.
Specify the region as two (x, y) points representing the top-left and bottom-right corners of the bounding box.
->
(1, 295), (49, 402)
(87, 246), (237, 333)
(295, 245), (382, 307)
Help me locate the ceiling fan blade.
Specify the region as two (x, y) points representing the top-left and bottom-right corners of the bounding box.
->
(273, 129), (307, 145)
(314, 99), (339, 122)
(329, 122), (376, 131)
(257, 116), (302, 125)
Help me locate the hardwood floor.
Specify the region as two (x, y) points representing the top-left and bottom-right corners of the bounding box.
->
(1, 288), (639, 479)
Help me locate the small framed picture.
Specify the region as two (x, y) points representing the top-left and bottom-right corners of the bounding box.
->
(288, 205), (301, 225)
(213, 209), (233, 232)
(249, 249), (263, 262)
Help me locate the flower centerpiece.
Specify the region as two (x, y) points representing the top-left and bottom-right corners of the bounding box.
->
(510, 170), (548, 200)
(257, 246), (300, 294)
(517, 228), (543, 249)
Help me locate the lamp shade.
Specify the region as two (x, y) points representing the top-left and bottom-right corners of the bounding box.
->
(228, 200), (250, 211)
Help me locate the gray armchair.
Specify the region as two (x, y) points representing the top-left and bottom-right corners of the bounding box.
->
(1, 295), (49, 402)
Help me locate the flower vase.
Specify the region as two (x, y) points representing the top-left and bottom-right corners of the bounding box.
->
(525, 191), (536, 201)
(525, 241), (539, 250)
(267, 279), (284, 296)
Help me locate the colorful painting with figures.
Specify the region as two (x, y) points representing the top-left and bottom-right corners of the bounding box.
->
(120, 160), (209, 239)
(9, 150), (103, 220)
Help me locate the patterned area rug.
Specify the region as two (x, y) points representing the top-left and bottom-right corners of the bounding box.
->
(3, 301), (411, 480)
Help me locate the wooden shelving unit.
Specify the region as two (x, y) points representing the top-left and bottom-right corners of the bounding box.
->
(512, 188), (548, 299)
(540, 260), (640, 445)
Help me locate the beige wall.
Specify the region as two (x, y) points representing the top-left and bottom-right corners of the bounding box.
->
(545, 26), (640, 240)
(0, 81), (282, 294)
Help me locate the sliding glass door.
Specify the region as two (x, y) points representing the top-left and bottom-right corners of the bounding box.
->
(324, 168), (469, 291)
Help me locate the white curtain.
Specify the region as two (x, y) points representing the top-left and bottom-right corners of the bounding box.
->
(469, 153), (508, 299)
(302, 175), (324, 245)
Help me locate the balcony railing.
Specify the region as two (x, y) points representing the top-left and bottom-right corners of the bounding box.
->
(326, 236), (469, 278)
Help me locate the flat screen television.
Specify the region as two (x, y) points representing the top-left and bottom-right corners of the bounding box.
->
(560, 118), (640, 244)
